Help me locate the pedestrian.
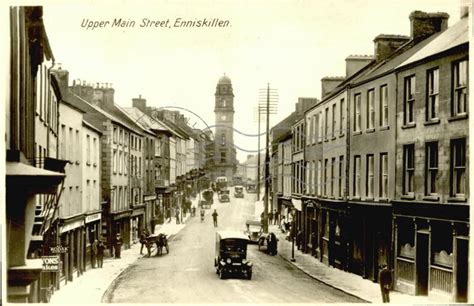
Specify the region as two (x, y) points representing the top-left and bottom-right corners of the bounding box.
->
(212, 209), (218, 227)
(113, 233), (123, 259)
(296, 229), (303, 250)
(268, 211), (273, 225)
(140, 229), (149, 255)
(280, 216), (286, 233)
(91, 239), (98, 268)
(274, 210), (279, 225)
(97, 239), (105, 268)
(175, 209), (180, 224)
(379, 264), (392, 303)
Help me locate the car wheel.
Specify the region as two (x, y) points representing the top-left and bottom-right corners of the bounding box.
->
(219, 269), (226, 279)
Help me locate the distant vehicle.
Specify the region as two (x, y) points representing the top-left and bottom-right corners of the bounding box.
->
(214, 231), (253, 280)
(200, 189), (214, 209)
(246, 184), (257, 193)
(232, 175), (243, 187)
(234, 185), (244, 198)
(244, 220), (263, 243)
(218, 190), (230, 203)
(216, 176), (228, 193)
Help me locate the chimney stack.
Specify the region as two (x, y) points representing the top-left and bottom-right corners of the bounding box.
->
(321, 77), (345, 99)
(409, 11), (449, 43)
(51, 65), (69, 95)
(132, 94), (147, 113)
(345, 55), (374, 77)
(373, 35), (410, 62)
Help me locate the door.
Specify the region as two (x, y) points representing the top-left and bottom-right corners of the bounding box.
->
(415, 231), (429, 296)
(455, 237), (468, 302)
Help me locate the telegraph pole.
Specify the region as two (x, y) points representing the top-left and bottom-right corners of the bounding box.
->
(257, 111), (261, 201)
(258, 84), (278, 233)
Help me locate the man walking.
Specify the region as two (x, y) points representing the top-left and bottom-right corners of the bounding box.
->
(379, 264), (392, 303)
(175, 209), (180, 224)
(140, 229), (149, 255)
(91, 239), (98, 268)
(97, 239), (105, 268)
(113, 233), (123, 259)
(268, 211), (273, 226)
(212, 209), (218, 227)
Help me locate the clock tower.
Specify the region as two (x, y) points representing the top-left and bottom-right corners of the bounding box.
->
(213, 74), (237, 181)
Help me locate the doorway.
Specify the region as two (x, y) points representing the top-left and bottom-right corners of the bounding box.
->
(415, 230), (429, 296)
(455, 237), (468, 302)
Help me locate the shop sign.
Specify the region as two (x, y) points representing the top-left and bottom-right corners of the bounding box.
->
(60, 219), (84, 233)
(41, 255), (60, 271)
(85, 213), (101, 224)
(50, 245), (68, 254)
(144, 195), (157, 201)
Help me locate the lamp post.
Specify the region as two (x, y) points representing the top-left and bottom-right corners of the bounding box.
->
(291, 208), (296, 262)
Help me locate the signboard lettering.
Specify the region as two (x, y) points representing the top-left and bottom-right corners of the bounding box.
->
(50, 245), (68, 254)
(42, 255), (60, 271)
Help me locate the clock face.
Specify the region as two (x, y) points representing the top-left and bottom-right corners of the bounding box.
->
(221, 115), (226, 121)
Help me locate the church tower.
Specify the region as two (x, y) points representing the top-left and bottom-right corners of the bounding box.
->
(213, 75), (237, 181)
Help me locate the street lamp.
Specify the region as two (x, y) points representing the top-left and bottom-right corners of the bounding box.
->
(291, 208), (296, 262)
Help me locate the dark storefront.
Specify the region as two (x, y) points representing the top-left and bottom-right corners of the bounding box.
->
(393, 201), (469, 302)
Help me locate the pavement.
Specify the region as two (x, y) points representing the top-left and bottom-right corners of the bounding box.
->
(49, 198), (201, 304)
(272, 224), (451, 304)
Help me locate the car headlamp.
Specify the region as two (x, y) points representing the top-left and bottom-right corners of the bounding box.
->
(242, 259), (247, 264)
(220, 260), (226, 266)
(226, 258), (232, 264)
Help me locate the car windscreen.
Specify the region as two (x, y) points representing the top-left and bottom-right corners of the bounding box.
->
(220, 239), (247, 253)
(248, 225), (262, 232)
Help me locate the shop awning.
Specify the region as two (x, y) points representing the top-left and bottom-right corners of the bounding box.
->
(6, 161), (65, 194)
(292, 198), (302, 211)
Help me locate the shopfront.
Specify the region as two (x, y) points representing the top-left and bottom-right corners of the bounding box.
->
(302, 198), (319, 256)
(111, 210), (132, 250)
(131, 207), (145, 245)
(59, 217), (85, 283)
(84, 212), (101, 269)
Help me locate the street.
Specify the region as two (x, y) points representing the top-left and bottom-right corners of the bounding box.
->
(103, 192), (364, 303)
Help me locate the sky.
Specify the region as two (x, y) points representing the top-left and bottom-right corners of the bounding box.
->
(38, 0), (465, 162)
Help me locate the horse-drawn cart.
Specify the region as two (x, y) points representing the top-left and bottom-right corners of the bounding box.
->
(145, 233), (169, 257)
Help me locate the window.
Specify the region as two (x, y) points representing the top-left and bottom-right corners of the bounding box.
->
(119, 151), (123, 174)
(324, 159), (328, 196)
(221, 133), (226, 146)
(318, 111), (323, 142)
(113, 127), (117, 143)
(380, 85), (388, 127)
(93, 138), (97, 164)
(404, 75), (416, 124)
(426, 68), (439, 121)
(75, 130), (79, 161)
(325, 108), (329, 140)
(317, 160), (322, 196)
(86, 135), (91, 163)
(138, 157), (142, 177)
(453, 60), (468, 116)
(340, 98), (345, 135)
(353, 156), (361, 197)
(366, 155), (374, 198)
(113, 150), (117, 173)
(312, 161), (317, 195)
(312, 115), (316, 144)
(367, 89), (375, 129)
(119, 129), (123, 144)
(124, 153), (128, 175)
(331, 157), (335, 196)
(61, 124), (66, 159)
(339, 155), (344, 198)
(220, 151), (226, 163)
(403, 144), (415, 195)
(332, 104), (337, 138)
(425, 142), (438, 195)
(354, 94), (361, 132)
(222, 99), (227, 107)
(380, 153), (388, 199)
(450, 138), (466, 196)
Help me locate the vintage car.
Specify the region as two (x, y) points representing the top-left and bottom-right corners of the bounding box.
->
(218, 189), (230, 203)
(244, 220), (263, 243)
(246, 184), (257, 193)
(234, 186), (244, 198)
(214, 231), (253, 280)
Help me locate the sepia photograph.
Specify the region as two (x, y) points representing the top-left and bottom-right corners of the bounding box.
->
(2, 0), (472, 304)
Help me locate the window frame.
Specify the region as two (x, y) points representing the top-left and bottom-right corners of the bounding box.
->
(380, 153), (388, 199)
(353, 155), (361, 197)
(450, 138), (466, 197)
(452, 59), (468, 117)
(380, 85), (388, 127)
(367, 89), (375, 129)
(426, 67), (439, 121)
(354, 93), (361, 132)
(403, 144), (415, 195)
(425, 142), (438, 196)
(404, 75), (416, 125)
(366, 154), (374, 198)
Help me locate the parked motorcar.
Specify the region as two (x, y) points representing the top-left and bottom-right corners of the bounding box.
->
(246, 184), (256, 193)
(234, 186), (244, 198)
(214, 231), (253, 280)
(218, 189), (230, 203)
(244, 220), (263, 243)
